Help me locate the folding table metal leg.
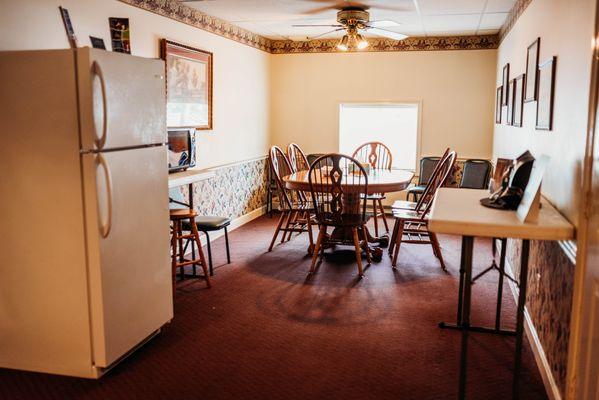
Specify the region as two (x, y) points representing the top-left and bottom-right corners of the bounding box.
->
(495, 238), (507, 330)
(440, 237), (515, 336)
(512, 239), (530, 399)
(437, 236), (466, 329)
(458, 235), (474, 400)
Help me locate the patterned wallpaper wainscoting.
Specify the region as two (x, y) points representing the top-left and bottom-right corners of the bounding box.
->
(180, 158), (268, 219)
(503, 239), (574, 397)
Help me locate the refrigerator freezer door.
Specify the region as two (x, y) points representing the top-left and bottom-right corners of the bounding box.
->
(82, 146), (173, 367)
(77, 47), (167, 151)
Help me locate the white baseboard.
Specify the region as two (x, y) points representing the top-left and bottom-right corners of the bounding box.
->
(502, 249), (562, 400)
(194, 205), (266, 247)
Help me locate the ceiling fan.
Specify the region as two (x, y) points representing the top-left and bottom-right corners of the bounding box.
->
(293, 2), (410, 50)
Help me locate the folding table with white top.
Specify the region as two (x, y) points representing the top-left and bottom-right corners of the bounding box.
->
(428, 188), (574, 399)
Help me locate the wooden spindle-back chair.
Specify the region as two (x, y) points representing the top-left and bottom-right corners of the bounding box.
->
(389, 150), (457, 269)
(352, 142), (393, 237)
(391, 147), (451, 213)
(267, 146), (314, 252)
(286, 143), (311, 172)
(308, 153), (372, 277)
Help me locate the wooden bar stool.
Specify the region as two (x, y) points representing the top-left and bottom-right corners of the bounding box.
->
(170, 209), (211, 289)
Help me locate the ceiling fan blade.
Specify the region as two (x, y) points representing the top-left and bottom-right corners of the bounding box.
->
(292, 24), (343, 27)
(365, 27), (408, 41)
(308, 28), (345, 40)
(369, 4), (413, 11)
(302, 5), (340, 15)
(368, 20), (400, 28)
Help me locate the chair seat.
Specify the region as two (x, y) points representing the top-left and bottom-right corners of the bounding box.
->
(183, 215), (231, 231)
(170, 208), (197, 220)
(391, 200), (418, 210)
(317, 213), (369, 227)
(407, 185), (426, 194)
(280, 200), (314, 212)
(392, 208), (427, 221)
(361, 193), (386, 200)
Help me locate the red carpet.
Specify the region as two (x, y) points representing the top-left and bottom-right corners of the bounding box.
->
(0, 215), (546, 400)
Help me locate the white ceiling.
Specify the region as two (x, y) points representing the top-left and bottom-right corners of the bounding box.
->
(181, 0), (516, 41)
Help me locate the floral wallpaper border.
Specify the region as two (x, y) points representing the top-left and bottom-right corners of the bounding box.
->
(118, 0), (500, 53)
(119, 0), (271, 52)
(270, 35), (499, 54)
(498, 0), (533, 42)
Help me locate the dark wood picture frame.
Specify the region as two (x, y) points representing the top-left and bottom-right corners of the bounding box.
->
(536, 56), (556, 130)
(506, 79), (514, 125)
(525, 37), (540, 102)
(513, 74), (525, 127)
(161, 39), (213, 130)
(502, 63), (510, 106)
(495, 86), (502, 123)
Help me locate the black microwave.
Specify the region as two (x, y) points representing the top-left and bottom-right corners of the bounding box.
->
(167, 128), (196, 173)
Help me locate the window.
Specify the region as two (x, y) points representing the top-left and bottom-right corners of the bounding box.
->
(339, 103), (420, 170)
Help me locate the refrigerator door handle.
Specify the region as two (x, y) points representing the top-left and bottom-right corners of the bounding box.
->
(92, 61), (108, 150)
(96, 153), (113, 238)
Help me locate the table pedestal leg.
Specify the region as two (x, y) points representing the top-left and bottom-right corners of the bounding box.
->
(321, 192), (384, 261)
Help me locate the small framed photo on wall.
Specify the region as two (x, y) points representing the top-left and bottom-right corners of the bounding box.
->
(506, 79), (514, 125)
(513, 74), (525, 127)
(525, 37), (540, 102)
(536, 57), (556, 130)
(502, 63), (510, 106)
(495, 86), (502, 123)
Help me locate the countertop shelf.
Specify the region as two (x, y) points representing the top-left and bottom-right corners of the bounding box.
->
(168, 169), (215, 188)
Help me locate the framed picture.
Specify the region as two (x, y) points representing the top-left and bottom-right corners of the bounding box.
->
(536, 57), (556, 130)
(89, 36), (106, 50)
(525, 38), (540, 102)
(513, 74), (525, 127)
(161, 39), (213, 130)
(506, 79), (514, 125)
(109, 17), (130, 54)
(502, 63), (510, 106)
(495, 87), (502, 123)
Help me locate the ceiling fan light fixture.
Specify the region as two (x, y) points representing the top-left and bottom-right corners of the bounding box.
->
(356, 34), (369, 49)
(337, 34), (349, 51)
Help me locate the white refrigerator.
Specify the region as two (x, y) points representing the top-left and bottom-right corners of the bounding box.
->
(0, 47), (173, 378)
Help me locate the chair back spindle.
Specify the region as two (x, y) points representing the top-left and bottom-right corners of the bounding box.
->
(352, 142), (393, 170)
(418, 150), (457, 217)
(286, 143), (311, 172)
(309, 154), (368, 226)
(411, 148), (451, 212)
(269, 146), (298, 210)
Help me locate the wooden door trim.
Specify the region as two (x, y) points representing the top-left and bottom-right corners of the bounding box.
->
(566, 0), (599, 397)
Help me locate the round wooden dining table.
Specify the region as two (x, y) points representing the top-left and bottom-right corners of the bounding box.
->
(283, 168), (414, 260)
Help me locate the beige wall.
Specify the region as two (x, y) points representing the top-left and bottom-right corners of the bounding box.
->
(494, 0), (595, 226)
(270, 50), (497, 161)
(0, 0), (271, 170)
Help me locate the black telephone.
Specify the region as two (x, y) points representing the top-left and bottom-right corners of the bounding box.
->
(480, 151), (535, 210)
